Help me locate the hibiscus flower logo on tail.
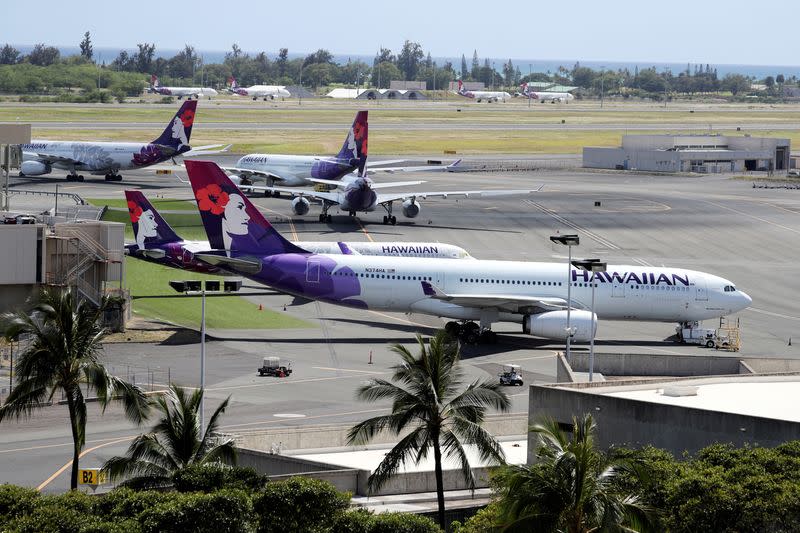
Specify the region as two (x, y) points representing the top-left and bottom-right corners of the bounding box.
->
(196, 184), (229, 215)
(180, 108), (195, 128)
(128, 201), (143, 223)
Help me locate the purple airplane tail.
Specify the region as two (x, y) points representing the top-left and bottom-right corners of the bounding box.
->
(125, 190), (182, 249)
(336, 110), (368, 175)
(185, 160), (307, 256)
(151, 100), (197, 153)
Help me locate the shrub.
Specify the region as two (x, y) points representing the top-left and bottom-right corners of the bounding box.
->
(370, 512), (442, 533)
(6, 491), (96, 533)
(92, 488), (171, 521)
(332, 509), (373, 533)
(172, 463), (265, 493)
(138, 489), (251, 533)
(252, 477), (350, 533)
(450, 503), (499, 532)
(0, 484), (39, 523)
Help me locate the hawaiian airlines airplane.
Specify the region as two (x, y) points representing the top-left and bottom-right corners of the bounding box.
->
(20, 101), (204, 181)
(228, 77), (290, 100)
(149, 75), (218, 100)
(124, 190), (474, 273)
(184, 160), (752, 344)
(455, 80), (511, 103)
(520, 82), (575, 103)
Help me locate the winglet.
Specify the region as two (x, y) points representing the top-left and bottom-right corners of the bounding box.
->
(446, 159), (463, 172)
(337, 242), (354, 255)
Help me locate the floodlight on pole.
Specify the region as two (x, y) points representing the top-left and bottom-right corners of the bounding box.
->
(570, 259), (607, 382)
(550, 234), (580, 362)
(169, 279), (242, 429)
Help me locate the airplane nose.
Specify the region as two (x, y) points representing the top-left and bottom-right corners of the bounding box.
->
(738, 291), (752, 310)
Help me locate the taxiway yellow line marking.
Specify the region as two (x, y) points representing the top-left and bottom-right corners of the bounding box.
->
(261, 207), (299, 241)
(37, 436), (134, 492)
(355, 218), (374, 242)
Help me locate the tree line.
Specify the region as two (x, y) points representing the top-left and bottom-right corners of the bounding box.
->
(1, 32), (796, 99)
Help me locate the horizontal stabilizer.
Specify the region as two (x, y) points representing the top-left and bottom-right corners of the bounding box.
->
(194, 253), (262, 273)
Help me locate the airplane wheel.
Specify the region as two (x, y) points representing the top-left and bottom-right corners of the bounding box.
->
(463, 331), (479, 345)
(318, 214), (324, 222)
(383, 216), (388, 224)
(445, 321), (461, 337)
(390, 216), (397, 225)
(264, 190), (272, 198)
(326, 214), (332, 223)
(273, 191), (280, 198)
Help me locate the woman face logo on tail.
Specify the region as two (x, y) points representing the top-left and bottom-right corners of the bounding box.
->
(135, 208), (158, 249)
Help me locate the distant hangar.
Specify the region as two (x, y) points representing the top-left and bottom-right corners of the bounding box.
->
(584, 134), (790, 173)
(325, 88), (427, 100)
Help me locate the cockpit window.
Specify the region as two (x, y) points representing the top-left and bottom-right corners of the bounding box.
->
(723, 285), (737, 292)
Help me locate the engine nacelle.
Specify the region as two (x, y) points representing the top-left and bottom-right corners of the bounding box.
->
(402, 199), (420, 218)
(523, 310), (596, 343)
(20, 161), (51, 176)
(291, 196), (310, 216)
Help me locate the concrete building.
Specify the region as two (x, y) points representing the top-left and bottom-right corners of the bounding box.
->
(325, 88), (427, 100)
(0, 221), (125, 318)
(583, 134), (791, 173)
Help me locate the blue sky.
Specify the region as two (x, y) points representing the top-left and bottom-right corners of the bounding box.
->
(5, 0), (799, 67)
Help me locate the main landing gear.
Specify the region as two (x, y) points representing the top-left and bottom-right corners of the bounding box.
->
(318, 202), (333, 223)
(381, 202), (397, 225)
(104, 173), (122, 181)
(445, 321), (498, 345)
(66, 173), (84, 182)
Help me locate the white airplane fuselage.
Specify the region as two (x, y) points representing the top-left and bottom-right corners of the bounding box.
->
(154, 86), (217, 98)
(233, 85), (290, 99)
(21, 141), (180, 175)
(528, 91), (575, 103)
(235, 154), (353, 186)
(265, 255), (751, 324)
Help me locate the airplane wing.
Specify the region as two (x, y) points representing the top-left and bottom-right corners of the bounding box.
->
(366, 160), (463, 174)
(376, 185), (542, 205)
(220, 166), (289, 184)
(31, 153), (79, 165)
(307, 177), (426, 190)
(183, 144), (231, 157)
(238, 183), (340, 204)
(420, 281), (567, 314)
(193, 253), (262, 274)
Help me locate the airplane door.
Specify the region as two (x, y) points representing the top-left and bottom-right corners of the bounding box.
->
(611, 281), (625, 298)
(695, 279), (708, 301)
(306, 260), (320, 283)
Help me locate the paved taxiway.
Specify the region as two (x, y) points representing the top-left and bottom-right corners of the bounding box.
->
(2, 164), (799, 492)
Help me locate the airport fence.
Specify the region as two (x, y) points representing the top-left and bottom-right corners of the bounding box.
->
(452, 158), (579, 172)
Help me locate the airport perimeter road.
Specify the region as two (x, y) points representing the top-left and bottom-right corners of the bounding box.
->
(3, 166), (800, 491)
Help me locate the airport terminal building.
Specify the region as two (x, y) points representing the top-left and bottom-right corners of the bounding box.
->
(583, 134), (790, 173)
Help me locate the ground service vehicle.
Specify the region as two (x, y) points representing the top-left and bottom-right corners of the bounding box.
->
(499, 364), (524, 386)
(258, 356), (292, 377)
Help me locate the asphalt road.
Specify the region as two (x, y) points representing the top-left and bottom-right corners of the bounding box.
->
(2, 164), (799, 492)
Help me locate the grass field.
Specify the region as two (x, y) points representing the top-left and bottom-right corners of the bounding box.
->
(126, 258), (313, 330)
(88, 197), (196, 210)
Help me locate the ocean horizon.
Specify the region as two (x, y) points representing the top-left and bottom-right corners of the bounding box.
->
(12, 44), (800, 80)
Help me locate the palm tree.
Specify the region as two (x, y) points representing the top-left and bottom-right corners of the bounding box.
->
(103, 384), (236, 488)
(0, 288), (150, 490)
(493, 413), (654, 532)
(347, 331), (511, 529)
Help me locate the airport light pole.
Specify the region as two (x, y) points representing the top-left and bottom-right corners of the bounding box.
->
(571, 259), (606, 382)
(528, 64), (532, 109)
(600, 66), (605, 108)
(550, 235), (580, 362)
(169, 279), (242, 429)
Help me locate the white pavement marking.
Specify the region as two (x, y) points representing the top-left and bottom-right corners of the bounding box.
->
(746, 307), (800, 322)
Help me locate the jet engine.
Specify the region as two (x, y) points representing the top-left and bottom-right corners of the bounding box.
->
(20, 161), (51, 176)
(402, 199), (421, 218)
(291, 197), (310, 216)
(523, 310), (596, 342)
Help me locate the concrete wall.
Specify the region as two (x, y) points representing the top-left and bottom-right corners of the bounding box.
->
(527, 383), (800, 462)
(0, 225), (41, 284)
(231, 414), (528, 453)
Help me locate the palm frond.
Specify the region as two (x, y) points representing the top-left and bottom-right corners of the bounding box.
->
(367, 426), (427, 492)
(440, 428), (476, 490)
(196, 395), (232, 462)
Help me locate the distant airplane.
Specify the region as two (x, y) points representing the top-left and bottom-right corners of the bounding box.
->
(520, 82), (575, 103)
(124, 190), (474, 273)
(222, 110), (458, 194)
(184, 160), (752, 345)
(455, 80), (511, 103)
(19, 101), (220, 181)
(227, 77), (290, 100)
(149, 75), (218, 100)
